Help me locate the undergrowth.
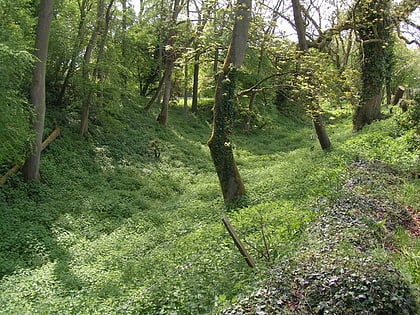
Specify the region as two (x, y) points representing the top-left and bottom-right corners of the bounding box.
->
(0, 98), (418, 314)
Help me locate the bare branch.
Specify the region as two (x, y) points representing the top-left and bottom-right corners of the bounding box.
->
(238, 73), (281, 96)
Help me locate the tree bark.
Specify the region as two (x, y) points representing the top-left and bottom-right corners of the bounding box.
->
(291, 0), (308, 51)
(208, 0), (251, 203)
(22, 0), (55, 181)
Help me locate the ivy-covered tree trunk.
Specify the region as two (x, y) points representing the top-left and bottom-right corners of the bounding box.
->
(208, 0), (251, 203)
(353, 0), (393, 131)
(353, 41), (385, 130)
(22, 0), (54, 181)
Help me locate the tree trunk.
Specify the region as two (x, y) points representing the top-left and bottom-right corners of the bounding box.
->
(208, 0), (251, 203)
(56, 0), (91, 107)
(313, 112), (331, 150)
(156, 0), (183, 126)
(157, 56), (175, 126)
(353, 91), (383, 130)
(353, 0), (392, 131)
(191, 53), (199, 114)
(183, 61), (189, 114)
(80, 0), (104, 136)
(353, 41), (385, 131)
(291, 0), (308, 51)
(392, 85), (405, 105)
(213, 48), (219, 74)
(22, 0), (54, 181)
(121, 0), (128, 88)
(144, 74), (165, 110)
(209, 69), (246, 202)
(245, 0), (281, 133)
(291, 0), (331, 150)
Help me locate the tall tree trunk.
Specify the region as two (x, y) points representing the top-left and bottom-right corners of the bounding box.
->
(157, 55), (175, 126)
(121, 0), (129, 88)
(144, 74), (165, 110)
(213, 48), (219, 74)
(156, 0), (183, 126)
(56, 0), (91, 107)
(291, 0), (308, 51)
(22, 0), (55, 181)
(80, 0), (114, 135)
(353, 41), (385, 131)
(80, 0), (104, 135)
(353, 0), (392, 131)
(183, 61), (189, 114)
(245, 0), (281, 133)
(208, 0), (251, 203)
(191, 53), (199, 114)
(291, 0), (331, 150)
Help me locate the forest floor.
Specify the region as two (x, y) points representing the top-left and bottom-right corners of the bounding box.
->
(222, 159), (420, 314)
(0, 98), (419, 314)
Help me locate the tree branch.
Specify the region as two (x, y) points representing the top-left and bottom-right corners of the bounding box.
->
(238, 73), (281, 96)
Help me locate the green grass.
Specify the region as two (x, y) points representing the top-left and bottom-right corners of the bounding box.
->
(0, 98), (418, 314)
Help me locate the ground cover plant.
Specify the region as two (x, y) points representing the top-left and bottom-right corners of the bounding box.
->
(0, 97), (419, 314)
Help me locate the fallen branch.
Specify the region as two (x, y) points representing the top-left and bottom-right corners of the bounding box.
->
(0, 124), (61, 186)
(222, 216), (256, 268)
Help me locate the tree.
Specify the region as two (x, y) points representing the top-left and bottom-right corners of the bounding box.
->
(79, 0), (115, 135)
(208, 0), (251, 203)
(149, 0), (185, 126)
(291, 0), (331, 150)
(243, 0), (282, 133)
(22, 0), (55, 181)
(54, 0), (94, 107)
(352, 0), (393, 131)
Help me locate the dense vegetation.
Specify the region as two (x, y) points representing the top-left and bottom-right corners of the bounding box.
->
(0, 0), (419, 313)
(1, 97), (419, 313)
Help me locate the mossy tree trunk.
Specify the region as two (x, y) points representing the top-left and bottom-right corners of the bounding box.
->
(22, 0), (54, 181)
(353, 41), (385, 130)
(208, 0), (251, 203)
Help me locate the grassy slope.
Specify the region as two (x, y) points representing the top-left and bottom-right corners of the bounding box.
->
(0, 98), (418, 314)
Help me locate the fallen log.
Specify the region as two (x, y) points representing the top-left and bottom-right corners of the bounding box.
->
(0, 125), (61, 185)
(41, 125), (61, 150)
